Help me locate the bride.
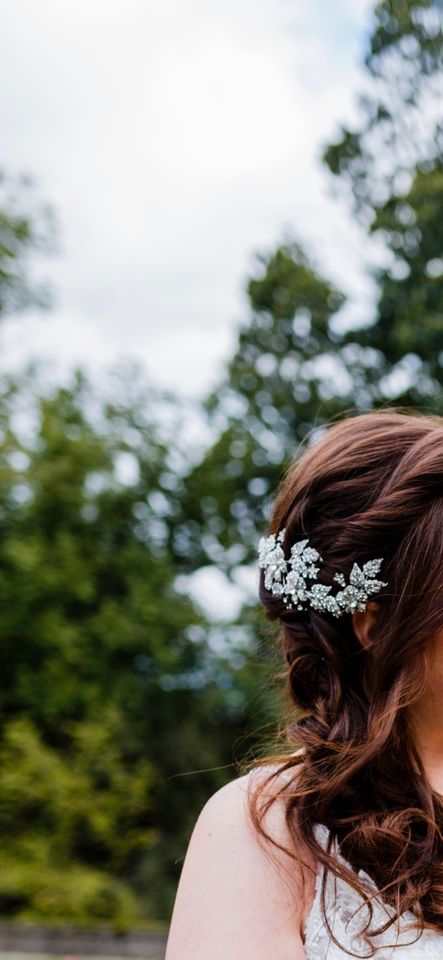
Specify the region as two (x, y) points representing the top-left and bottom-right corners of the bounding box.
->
(165, 409), (443, 958)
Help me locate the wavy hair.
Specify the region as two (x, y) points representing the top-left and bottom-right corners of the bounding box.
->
(245, 408), (443, 955)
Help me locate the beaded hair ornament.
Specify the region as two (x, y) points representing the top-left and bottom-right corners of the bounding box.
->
(258, 528), (387, 618)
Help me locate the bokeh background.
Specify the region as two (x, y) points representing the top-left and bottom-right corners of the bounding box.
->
(0, 0), (442, 939)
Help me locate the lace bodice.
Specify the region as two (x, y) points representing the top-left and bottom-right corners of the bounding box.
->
(304, 823), (443, 958)
(248, 761), (443, 956)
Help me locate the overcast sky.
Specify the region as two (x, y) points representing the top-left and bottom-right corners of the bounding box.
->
(1, 0), (378, 410)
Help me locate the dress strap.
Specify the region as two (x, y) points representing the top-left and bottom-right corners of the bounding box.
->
(302, 823), (329, 948)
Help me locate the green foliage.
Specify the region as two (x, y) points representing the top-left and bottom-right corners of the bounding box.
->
(172, 239), (382, 576)
(349, 162), (443, 406)
(323, 0), (443, 220)
(0, 716), (144, 921)
(322, 0), (443, 409)
(0, 368), (276, 922)
(0, 171), (56, 319)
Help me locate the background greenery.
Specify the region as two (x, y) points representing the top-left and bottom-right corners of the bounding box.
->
(0, 0), (442, 926)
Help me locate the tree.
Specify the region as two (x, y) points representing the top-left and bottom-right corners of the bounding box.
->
(0, 170), (56, 320)
(0, 366), (269, 922)
(171, 238), (382, 576)
(323, 0), (443, 223)
(323, 0), (443, 409)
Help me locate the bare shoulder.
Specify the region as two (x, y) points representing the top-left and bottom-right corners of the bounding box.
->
(165, 764), (311, 960)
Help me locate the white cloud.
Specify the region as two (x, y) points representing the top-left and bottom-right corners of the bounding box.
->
(175, 565), (248, 622)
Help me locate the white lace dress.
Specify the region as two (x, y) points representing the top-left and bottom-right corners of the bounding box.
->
(304, 823), (443, 959)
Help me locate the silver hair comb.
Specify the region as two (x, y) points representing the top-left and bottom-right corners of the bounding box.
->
(258, 527), (387, 618)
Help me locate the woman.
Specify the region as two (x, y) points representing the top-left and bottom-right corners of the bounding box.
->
(165, 409), (443, 958)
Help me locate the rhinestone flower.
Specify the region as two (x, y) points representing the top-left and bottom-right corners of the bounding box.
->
(257, 527), (387, 618)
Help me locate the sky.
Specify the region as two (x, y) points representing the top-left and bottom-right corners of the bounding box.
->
(1, 0), (378, 409)
(1, 0), (379, 619)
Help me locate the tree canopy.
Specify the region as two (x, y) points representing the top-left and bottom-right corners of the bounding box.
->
(0, 171), (55, 321)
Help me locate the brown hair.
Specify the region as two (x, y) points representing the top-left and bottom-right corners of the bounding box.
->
(246, 408), (443, 954)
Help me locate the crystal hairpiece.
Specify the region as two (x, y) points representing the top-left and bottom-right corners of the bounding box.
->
(258, 527), (387, 618)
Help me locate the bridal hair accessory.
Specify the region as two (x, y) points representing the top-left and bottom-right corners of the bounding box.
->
(258, 528), (387, 618)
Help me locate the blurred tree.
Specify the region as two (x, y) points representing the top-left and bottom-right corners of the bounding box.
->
(340, 161), (443, 407)
(171, 239), (381, 576)
(0, 366), (272, 922)
(323, 0), (443, 408)
(323, 0), (443, 222)
(0, 171), (56, 320)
